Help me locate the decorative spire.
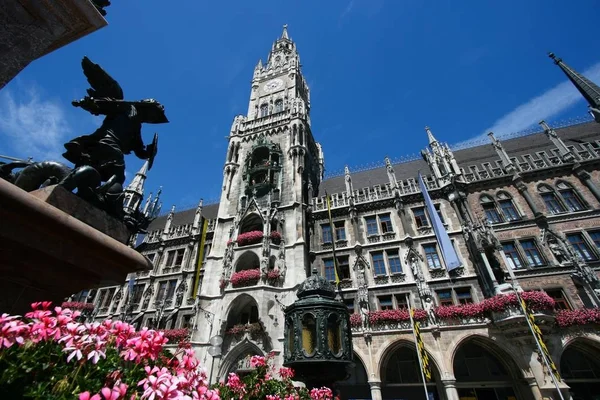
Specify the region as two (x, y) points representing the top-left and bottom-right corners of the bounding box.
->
(127, 160), (149, 195)
(488, 132), (517, 173)
(549, 52), (600, 122)
(123, 160), (150, 214)
(142, 192), (153, 214)
(193, 198), (204, 233)
(425, 126), (437, 145)
(281, 24), (289, 40)
(344, 165), (354, 196)
(256, 59), (263, 70)
(539, 120), (576, 162)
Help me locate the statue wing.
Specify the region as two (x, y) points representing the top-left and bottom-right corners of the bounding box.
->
(81, 56), (124, 100)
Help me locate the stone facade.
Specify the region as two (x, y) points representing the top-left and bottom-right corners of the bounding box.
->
(71, 28), (600, 400)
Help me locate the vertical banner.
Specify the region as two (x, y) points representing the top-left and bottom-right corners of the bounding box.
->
(417, 172), (461, 271)
(411, 308), (432, 382)
(518, 295), (561, 382)
(325, 192), (341, 286)
(192, 219), (209, 297)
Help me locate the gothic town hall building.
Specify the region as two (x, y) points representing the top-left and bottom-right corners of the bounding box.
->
(73, 27), (600, 400)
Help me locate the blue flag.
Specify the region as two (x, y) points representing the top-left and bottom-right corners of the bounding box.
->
(418, 172), (461, 272)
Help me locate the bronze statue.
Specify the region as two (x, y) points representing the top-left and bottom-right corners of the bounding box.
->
(0, 57), (168, 233)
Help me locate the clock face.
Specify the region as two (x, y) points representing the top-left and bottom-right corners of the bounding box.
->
(264, 79), (283, 93)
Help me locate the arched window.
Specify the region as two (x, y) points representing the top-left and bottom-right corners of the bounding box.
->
(274, 99), (283, 113)
(480, 194), (503, 224)
(556, 181), (586, 212)
(260, 103), (268, 117)
(496, 192), (520, 221)
(239, 213), (263, 234)
(538, 184), (566, 215)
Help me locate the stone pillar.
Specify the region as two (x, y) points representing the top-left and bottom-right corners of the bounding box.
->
(515, 179), (542, 217)
(441, 380), (460, 400)
(575, 166), (600, 204)
(525, 377), (543, 400)
(368, 380), (382, 400)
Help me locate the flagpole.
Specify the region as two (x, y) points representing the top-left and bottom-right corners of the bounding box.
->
(407, 294), (430, 400)
(515, 290), (565, 400)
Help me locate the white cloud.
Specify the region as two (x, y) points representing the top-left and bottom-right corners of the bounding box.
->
(481, 61), (600, 139)
(0, 83), (71, 161)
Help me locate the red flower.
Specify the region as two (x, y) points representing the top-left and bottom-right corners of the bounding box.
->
(270, 231), (282, 244)
(267, 269), (281, 280)
(349, 313), (362, 327)
(230, 269), (261, 287)
(556, 308), (600, 327)
(158, 328), (190, 343)
(61, 302), (95, 311)
(236, 231), (264, 246)
(367, 308), (427, 325)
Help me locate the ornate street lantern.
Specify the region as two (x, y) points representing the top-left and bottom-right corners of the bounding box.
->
(283, 268), (353, 389)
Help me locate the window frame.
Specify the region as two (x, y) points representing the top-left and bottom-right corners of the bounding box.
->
(413, 207), (429, 228)
(544, 288), (571, 310)
(566, 232), (597, 261)
(520, 239), (546, 268)
(321, 224), (333, 243)
(423, 243), (442, 270)
(501, 241), (525, 270)
(371, 251), (387, 276)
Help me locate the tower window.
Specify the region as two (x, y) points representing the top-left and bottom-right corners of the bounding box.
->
(274, 99), (283, 113)
(413, 208), (429, 228)
(423, 243), (442, 269)
(260, 103), (268, 117)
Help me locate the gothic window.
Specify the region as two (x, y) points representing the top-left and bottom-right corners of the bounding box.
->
(520, 239), (545, 267)
(338, 256), (350, 279)
(239, 213), (263, 234)
(496, 192), (520, 221)
(274, 99), (283, 113)
(501, 242), (524, 270)
(165, 251), (175, 267)
(434, 203), (445, 224)
(588, 231), (600, 251)
(423, 243), (442, 269)
(387, 250), (402, 274)
(365, 216), (378, 236)
(394, 294), (409, 309)
(181, 315), (193, 329)
(260, 103), (268, 117)
(378, 295), (393, 310)
(413, 207), (429, 228)
(455, 288), (473, 304)
(321, 224), (333, 243)
(545, 289), (571, 310)
(156, 280), (177, 303)
(334, 221), (346, 240)
(131, 284), (145, 305)
(371, 252), (386, 276)
(323, 258), (336, 281)
(235, 251), (260, 272)
(436, 289), (453, 306)
(567, 233), (597, 261)
(538, 184), (566, 214)
(344, 299), (355, 314)
(556, 181), (587, 212)
(379, 214), (393, 233)
(480, 194), (503, 224)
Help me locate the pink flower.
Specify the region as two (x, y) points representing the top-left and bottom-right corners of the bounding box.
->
(349, 313), (362, 328)
(278, 367), (294, 379)
(235, 231), (264, 246)
(230, 269), (261, 287)
(250, 355), (266, 368)
(310, 387), (334, 400)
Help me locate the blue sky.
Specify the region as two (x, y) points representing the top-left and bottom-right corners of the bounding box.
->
(1, 0), (599, 211)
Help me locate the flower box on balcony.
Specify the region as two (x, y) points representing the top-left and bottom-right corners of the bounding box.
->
(226, 322), (264, 338)
(236, 231), (264, 247)
(368, 308), (428, 329)
(269, 231), (282, 245)
(159, 328), (190, 343)
(61, 301), (95, 311)
(556, 308), (600, 328)
(230, 269), (261, 287)
(266, 269), (281, 281)
(350, 313), (362, 328)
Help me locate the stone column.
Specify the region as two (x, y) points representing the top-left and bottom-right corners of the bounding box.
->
(441, 380), (460, 400)
(575, 166), (600, 204)
(525, 377), (543, 400)
(368, 380), (382, 400)
(515, 179), (542, 217)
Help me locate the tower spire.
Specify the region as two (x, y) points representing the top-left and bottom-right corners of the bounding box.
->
(281, 24), (289, 40)
(123, 160), (149, 214)
(425, 126), (437, 145)
(549, 52), (600, 122)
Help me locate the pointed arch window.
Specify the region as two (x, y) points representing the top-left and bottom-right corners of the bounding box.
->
(260, 103), (268, 117)
(274, 99), (283, 113)
(538, 184), (566, 215)
(496, 192), (520, 221)
(556, 181), (586, 212)
(480, 194), (503, 224)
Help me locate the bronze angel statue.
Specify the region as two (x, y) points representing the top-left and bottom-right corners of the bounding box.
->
(1, 57), (168, 232)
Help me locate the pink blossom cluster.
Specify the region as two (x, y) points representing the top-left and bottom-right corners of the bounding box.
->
(62, 301), (96, 311)
(0, 302), (221, 400)
(230, 269), (261, 286)
(270, 231), (282, 243)
(267, 269), (281, 280)
(349, 313), (362, 328)
(432, 291), (556, 321)
(367, 308), (428, 326)
(160, 328), (190, 343)
(236, 230), (264, 246)
(433, 303), (485, 319)
(219, 279), (228, 289)
(278, 367), (294, 379)
(250, 354), (267, 367)
(309, 387), (334, 400)
(555, 308), (600, 327)
(226, 322), (263, 336)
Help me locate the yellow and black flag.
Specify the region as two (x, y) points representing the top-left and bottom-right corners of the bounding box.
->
(192, 219), (209, 297)
(410, 308), (432, 382)
(518, 296), (561, 382)
(325, 192), (341, 286)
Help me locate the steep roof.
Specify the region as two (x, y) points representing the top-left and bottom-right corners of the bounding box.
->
(146, 121), (600, 230)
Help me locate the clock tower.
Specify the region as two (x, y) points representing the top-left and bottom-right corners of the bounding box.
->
(194, 26), (325, 379)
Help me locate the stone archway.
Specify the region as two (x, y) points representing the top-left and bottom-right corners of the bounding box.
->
(380, 341), (442, 400)
(560, 339), (600, 400)
(234, 251), (260, 272)
(336, 352), (370, 400)
(218, 341), (264, 380)
(452, 337), (530, 400)
(240, 213), (263, 234)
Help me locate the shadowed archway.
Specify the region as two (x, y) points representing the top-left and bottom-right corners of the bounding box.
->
(560, 339), (600, 400)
